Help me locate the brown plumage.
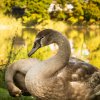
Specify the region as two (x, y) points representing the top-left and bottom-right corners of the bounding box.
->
(5, 29), (100, 100)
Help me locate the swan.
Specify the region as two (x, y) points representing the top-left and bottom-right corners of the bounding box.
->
(24, 29), (99, 100)
(5, 58), (40, 97)
(5, 29), (100, 100)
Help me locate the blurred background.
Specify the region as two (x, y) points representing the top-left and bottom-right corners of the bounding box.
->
(0, 0), (100, 99)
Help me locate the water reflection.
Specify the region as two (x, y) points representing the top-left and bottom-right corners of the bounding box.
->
(14, 36), (25, 47)
(65, 26), (100, 67)
(0, 26), (100, 68)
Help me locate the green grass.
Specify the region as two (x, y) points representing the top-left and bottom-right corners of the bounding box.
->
(0, 88), (35, 100)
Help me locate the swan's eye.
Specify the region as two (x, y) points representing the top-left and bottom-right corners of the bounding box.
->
(39, 36), (44, 40)
(35, 36), (46, 47)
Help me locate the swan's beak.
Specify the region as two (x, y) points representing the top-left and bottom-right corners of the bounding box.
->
(28, 43), (41, 57)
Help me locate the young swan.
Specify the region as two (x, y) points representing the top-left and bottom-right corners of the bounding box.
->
(5, 29), (100, 100)
(24, 29), (99, 100)
(5, 58), (40, 97)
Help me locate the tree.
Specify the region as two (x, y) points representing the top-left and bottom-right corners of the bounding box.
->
(83, 0), (100, 21)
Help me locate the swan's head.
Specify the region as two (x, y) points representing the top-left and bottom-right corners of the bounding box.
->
(28, 29), (59, 57)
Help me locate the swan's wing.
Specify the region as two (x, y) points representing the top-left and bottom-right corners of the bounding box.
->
(88, 72), (100, 100)
(64, 57), (99, 82)
(69, 57), (98, 73)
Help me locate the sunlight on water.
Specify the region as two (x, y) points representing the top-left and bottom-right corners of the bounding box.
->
(0, 26), (100, 68)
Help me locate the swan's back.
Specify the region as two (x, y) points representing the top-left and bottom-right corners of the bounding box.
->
(69, 57), (97, 81)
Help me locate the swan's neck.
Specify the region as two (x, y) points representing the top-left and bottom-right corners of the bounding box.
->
(40, 33), (71, 78)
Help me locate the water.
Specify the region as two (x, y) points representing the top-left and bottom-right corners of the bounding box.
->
(0, 26), (100, 68)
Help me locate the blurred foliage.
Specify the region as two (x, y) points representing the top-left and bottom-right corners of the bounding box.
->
(85, 32), (100, 68)
(0, 0), (100, 25)
(51, 0), (100, 24)
(1, 0), (52, 26)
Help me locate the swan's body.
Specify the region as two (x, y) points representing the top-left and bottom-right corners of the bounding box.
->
(5, 58), (40, 96)
(5, 57), (98, 98)
(24, 29), (99, 100)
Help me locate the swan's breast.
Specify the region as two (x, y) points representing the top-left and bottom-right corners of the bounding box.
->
(25, 64), (49, 98)
(25, 68), (71, 100)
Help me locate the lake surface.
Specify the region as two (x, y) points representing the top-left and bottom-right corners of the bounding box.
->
(0, 26), (100, 68)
